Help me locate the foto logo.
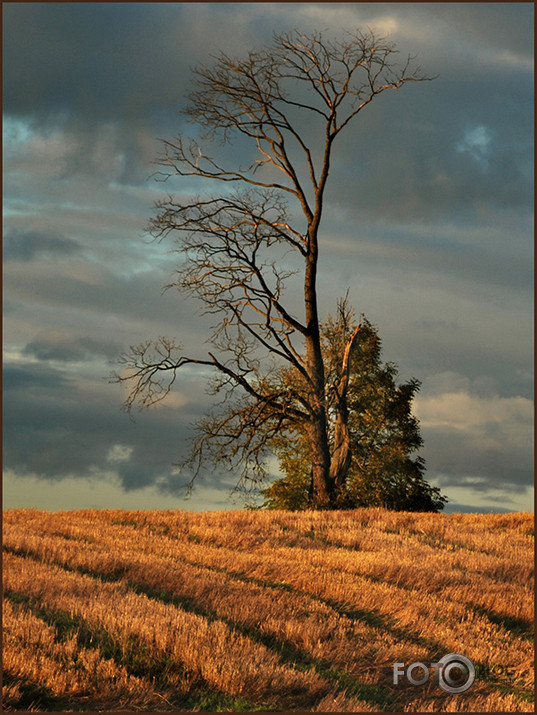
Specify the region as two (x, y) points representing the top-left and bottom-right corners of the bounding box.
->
(393, 653), (475, 694)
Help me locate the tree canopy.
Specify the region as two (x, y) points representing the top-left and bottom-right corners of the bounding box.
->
(261, 304), (446, 512)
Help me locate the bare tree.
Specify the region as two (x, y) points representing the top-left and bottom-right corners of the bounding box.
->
(114, 29), (432, 507)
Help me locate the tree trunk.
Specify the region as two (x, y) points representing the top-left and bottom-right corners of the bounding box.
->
(304, 331), (333, 507)
(302, 130), (338, 508)
(328, 325), (362, 492)
(304, 213), (334, 507)
(330, 410), (353, 491)
(307, 418), (333, 507)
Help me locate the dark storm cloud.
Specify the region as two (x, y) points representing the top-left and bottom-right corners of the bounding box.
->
(4, 229), (83, 262)
(4, 259), (210, 346)
(3, 3), (182, 121)
(3, 3), (272, 185)
(422, 427), (532, 493)
(3, 3), (532, 214)
(326, 70), (532, 221)
(3, 4), (225, 182)
(3, 362), (68, 392)
(2, 3), (279, 128)
(2, 360), (211, 493)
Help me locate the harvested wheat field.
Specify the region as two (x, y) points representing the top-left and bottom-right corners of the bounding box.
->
(2, 507), (534, 712)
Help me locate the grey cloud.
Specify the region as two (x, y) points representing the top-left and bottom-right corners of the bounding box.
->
(23, 332), (123, 363)
(419, 372), (495, 398)
(3, 362), (68, 392)
(327, 71), (532, 221)
(411, 320), (460, 333)
(3, 4), (199, 182)
(419, 422), (532, 493)
(323, 219), (532, 294)
(3, 260), (210, 351)
(3, 360), (211, 494)
(4, 229), (83, 262)
(2, 3), (282, 133)
(4, 2), (532, 209)
(403, 371), (532, 501)
(432, 4), (533, 67)
(3, 3), (179, 121)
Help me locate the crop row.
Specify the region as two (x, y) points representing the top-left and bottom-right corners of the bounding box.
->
(4, 550), (377, 711)
(3, 508), (533, 712)
(5, 516), (532, 673)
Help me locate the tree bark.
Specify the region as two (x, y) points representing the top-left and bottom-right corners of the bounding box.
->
(304, 188), (335, 507)
(307, 419), (333, 507)
(304, 313), (333, 506)
(329, 325), (362, 491)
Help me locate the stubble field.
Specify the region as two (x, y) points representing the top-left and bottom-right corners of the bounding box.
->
(2, 507), (534, 712)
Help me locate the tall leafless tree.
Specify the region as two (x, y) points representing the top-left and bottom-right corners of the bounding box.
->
(114, 29), (432, 507)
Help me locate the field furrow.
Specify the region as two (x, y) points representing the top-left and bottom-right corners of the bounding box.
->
(20, 516), (528, 684)
(3, 508), (533, 712)
(7, 511), (533, 628)
(3, 550), (379, 712)
(3, 531), (427, 709)
(3, 597), (179, 711)
(6, 520), (530, 671)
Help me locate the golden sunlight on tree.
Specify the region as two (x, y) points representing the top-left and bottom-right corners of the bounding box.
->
(112, 29), (435, 508)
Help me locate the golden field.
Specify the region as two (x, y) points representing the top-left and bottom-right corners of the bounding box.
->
(2, 507), (534, 712)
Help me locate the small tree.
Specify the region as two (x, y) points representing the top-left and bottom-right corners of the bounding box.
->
(262, 304), (446, 512)
(114, 29), (432, 507)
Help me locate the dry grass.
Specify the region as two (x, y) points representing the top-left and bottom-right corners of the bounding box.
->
(3, 507), (534, 712)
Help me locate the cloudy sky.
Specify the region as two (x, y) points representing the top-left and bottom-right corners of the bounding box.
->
(3, 2), (533, 514)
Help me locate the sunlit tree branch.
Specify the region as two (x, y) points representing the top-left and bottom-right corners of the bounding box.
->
(113, 28), (433, 506)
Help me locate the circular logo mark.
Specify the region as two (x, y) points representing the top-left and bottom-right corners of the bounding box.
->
(437, 653), (475, 694)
